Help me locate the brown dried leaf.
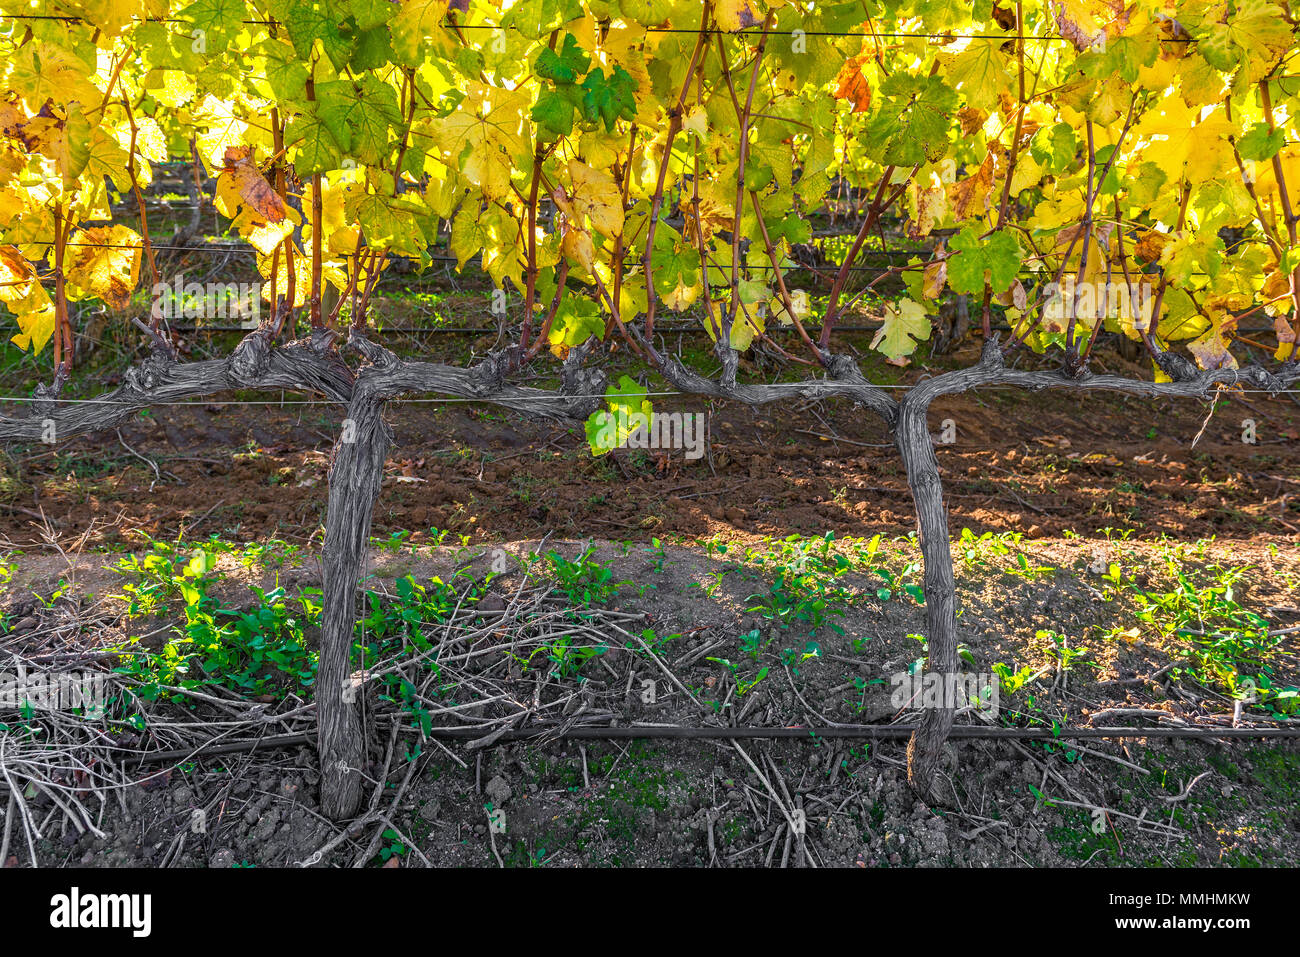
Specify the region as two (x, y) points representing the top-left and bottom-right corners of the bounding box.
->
(833, 55), (873, 113)
(957, 107), (989, 136)
(947, 153), (995, 219)
(1133, 229), (1168, 263)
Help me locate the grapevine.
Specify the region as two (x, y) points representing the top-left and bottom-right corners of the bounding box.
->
(0, 0), (1297, 819)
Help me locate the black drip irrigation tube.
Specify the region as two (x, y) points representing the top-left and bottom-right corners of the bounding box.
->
(135, 723), (1300, 765)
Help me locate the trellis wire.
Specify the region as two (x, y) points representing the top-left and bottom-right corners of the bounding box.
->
(1, 385), (1297, 407)
(132, 722), (1300, 764)
(0, 13), (1157, 42)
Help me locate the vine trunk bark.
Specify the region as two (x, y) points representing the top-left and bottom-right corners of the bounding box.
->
(318, 382), (392, 820)
(895, 389), (958, 804)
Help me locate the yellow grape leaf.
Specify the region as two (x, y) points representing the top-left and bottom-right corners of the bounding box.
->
(448, 205), (524, 290)
(1274, 315), (1298, 361)
(217, 146), (287, 222)
(0, 245), (37, 304)
(715, 0), (759, 32)
(1051, 0), (1130, 50)
(872, 299), (932, 360)
(949, 40), (1011, 110)
(561, 227), (597, 275)
(428, 83), (531, 203)
(1134, 96), (1234, 185)
(907, 173), (949, 239)
(10, 296), (56, 354)
(768, 288), (811, 325)
(702, 299), (762, 349)
(568, 160), (624, 239)
(65, 225), (141, 310)
(4, 45), (100, 114)
(129, 115), (169, 165)
(662, 272), (702, 313)
(76, 122), (133, 193)
(392, 0), (451, 64)
(1008, 152), (1042, 196)
(682, 105), (709, 141)
(239, 217), (295, 256)
(254, 246), (347, 309)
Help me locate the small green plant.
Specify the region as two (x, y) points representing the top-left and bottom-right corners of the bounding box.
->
(377, 829), (407, 863)
(992, 662), (1040, 696)
(540, 545), (630, 607)
(1039, 629), (1092, 673)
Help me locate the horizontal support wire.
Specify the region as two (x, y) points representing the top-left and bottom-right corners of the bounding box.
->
(1, 389), (1297, 408)
(132, 722), (1300, 764)
(13, 237), (1228, 278)
(0, 14), (1132, 41)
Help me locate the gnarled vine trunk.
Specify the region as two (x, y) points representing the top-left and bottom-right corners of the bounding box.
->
(318, 381), (392, 820)
(894, 388), (958, 803)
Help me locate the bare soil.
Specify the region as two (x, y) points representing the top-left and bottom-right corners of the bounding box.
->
(2, 534), (1297, 869)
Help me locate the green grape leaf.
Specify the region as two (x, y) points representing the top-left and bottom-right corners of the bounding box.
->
(585, 374), (653, 456)
(536, 33), (591, 84)
(1030, 122), (1077, 175)
(864, 74), (957, 166)
(1238, 121), (1286, 162)
(532, 87), (582, 139)
(947, 227), (1023, 295)
(350, 25), (395, 72)
(287, 102), (350, 173)
(581, 66), (638, 132)
(177, 0), (246, 53)
(277, 0), (359, 72)
(872, 298), (932, 360)
(549, 292), (605, 348)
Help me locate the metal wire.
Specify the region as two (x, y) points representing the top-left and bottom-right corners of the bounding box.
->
(133, 722), (1300, 764)
(1, 384), (1297, 407)
(0, 13), (1123, 41)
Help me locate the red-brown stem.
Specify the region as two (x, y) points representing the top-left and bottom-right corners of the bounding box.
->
(310, 171), (323, 328)
(1063, 119), (1096, 358)
(749, 191), (823, 364)
(356, 248), (387, 325)
(1261, 79), (1300, 360)
(524, 261), (570, 361)
(994, 1), (1026, 229)
(306, 64), (324, 328)
(52, 205), (70, 379)
(520, 30), (560, 355)
(721, 14), (773, 357)
(391, 67), (418, 193)
(121, 97), (160, 298)
(817, 168), (899, 350)
(269, 107), (295, 336)
(987, 1), (1027, 340)
(333, 231), (365, 328)
(1141, 180), (1193, 357)
(607, 124), (638, 341)
(642, 8), (711, 346)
